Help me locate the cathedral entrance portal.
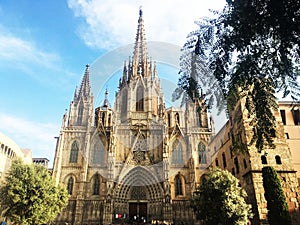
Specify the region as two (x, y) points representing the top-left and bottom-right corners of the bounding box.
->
(113, 166), (166, 223)
(129, 202), (147, 223)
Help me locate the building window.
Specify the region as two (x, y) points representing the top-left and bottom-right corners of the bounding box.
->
(172, 140), (183, 164)
(196, 110), (200, 126)
(275, 155), (282, 165)
(243, 159), (247, 169)
(285, 133), (290, 139)
(69, 141), (79, 163)
(121, 89), (128, 118)
(67, 177), (74, 195)
(93, 141), (106, 166)
(175, 112), (180, 125)
(108, 114), (111, 126)
(168, 113), (171, 127)
(222, 153), (227, 168)
(136, 86), (144, 111)
(198, 142), (207, 164)
(101, 112), (105, 125)
(175, 175), (183, 196)
(77, 103), (84, 125)
(280, 110), (286, 125)
(292, 109), (300, 125)
(215, 158), (219, 167)
(261, 155), (268, 164)
(234, 157), (240, 174)
(232, 168), (235, 176)
(93, 175), (100, 195)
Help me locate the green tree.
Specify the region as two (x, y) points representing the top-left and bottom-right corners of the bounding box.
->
(0, 160), (69, 225)
(262, 166), (292, 225)
(175, 0), (300, 152)
(191, 168), (252, 225)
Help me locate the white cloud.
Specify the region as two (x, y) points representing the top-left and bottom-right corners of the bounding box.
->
(0, 113), (60, 165)
(68, 0), (226, 49)
(0, 31), (60, 68)
(0, 27), (77, 88)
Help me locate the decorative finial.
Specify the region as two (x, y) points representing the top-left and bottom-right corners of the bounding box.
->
(102, 88), (111, 108)
(139, 6), (142, 16)
(86, 64), (89, 68)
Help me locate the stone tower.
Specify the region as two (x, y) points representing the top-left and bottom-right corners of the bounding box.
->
(52, 8), (212, 225)
(208, 94), (300, 225)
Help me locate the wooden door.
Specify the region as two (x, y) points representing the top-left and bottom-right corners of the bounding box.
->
(129, 203), (147, 222)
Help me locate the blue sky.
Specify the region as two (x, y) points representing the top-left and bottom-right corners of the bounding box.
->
(0, 0), (226, 166)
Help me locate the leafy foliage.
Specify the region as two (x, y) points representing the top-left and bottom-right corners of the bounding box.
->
(0, 160), (69, 225)
(175, 0), (300, 152)
(191, 168), (252, 225)
(262, 166), (292, 225)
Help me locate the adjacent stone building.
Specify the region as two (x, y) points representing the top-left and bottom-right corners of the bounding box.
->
(32, 157), (50, 168)
(209, 97), (300, 225)
(0, 132), (32, 182)
(278, 101), (300, 183)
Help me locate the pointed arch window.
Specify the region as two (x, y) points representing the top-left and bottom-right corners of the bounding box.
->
(77, 103), (84, 125)
(121, 89), (128, 118)
(172, 139), (183, 164)
(136, 86), (144, 111)
(93, 174), (100, 195)
(175, 112), (180, 125)
(69, 141), (79, 163)
(175, 175), (183, 196)
(92, 141), (106, 166)
(67, 177), (74, 195)
(198, 142), (207, 164)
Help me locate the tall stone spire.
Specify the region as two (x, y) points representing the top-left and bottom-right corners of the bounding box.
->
(78, 64), (91, 97)
(132, 7), (148, 75)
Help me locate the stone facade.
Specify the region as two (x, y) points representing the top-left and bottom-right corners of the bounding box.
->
(209, 97), (300, 225)
(52, 9), (212, 225)
(0, 132), (32, 182)
(52, 9), (300, 225)
(278, 101), (300, 183)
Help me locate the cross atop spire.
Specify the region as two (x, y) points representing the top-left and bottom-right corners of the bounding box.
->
(132, 7), (148, 65)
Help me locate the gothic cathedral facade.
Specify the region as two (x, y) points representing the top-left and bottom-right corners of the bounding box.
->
(52, 9), (212, 225)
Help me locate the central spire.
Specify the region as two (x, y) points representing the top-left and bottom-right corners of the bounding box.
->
(119, 7), (152, 87)
(132, 7), (148, 66)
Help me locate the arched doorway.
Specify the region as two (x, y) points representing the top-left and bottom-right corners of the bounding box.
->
(113, 166), (164, 223)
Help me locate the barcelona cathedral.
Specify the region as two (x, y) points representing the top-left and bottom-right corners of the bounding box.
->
(52, 9), (300, 225)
